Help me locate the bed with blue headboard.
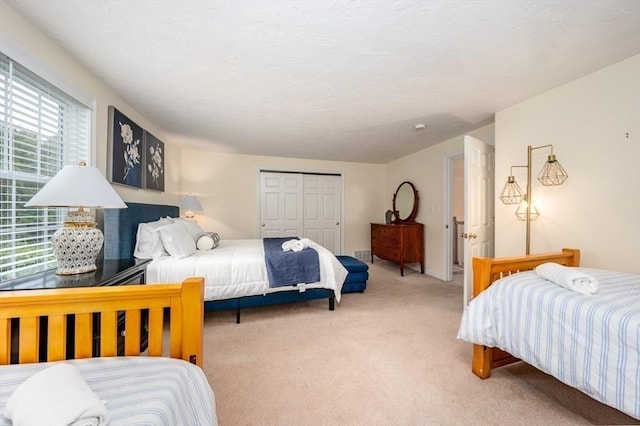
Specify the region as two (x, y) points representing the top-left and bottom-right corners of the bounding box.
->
(103, 202), (345, 323)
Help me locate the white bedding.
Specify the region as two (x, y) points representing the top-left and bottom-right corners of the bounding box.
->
(457, 268), (640, 419)
(0, 357), (217, 425)
(147, 239), (348, 302)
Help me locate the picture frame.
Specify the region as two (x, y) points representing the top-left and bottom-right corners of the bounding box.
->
(143, 131), (165, 192)
(107, 106), (144, 188)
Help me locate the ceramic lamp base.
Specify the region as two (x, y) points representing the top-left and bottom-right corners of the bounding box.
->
(51, 225), (104, 275)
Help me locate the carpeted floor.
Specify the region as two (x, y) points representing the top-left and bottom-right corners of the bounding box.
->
(200, 260), (639, 425)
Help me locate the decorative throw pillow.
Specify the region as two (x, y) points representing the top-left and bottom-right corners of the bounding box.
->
(171, 218), (205, 242)
(196, 232), (220, 251)
(157, 221), (197, 258)
(133, 217), (173, 259)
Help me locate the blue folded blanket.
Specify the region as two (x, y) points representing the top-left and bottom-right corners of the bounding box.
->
(263, 237), (320, 287)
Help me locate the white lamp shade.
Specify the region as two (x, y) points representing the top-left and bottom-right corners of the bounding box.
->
(180, 194), (203, 212)
(25, 164), (126, 208)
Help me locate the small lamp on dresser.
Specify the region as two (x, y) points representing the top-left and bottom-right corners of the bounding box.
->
(25, 162), (127, 275)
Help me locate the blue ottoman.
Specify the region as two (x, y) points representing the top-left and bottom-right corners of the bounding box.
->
(336, 255), (368, 293)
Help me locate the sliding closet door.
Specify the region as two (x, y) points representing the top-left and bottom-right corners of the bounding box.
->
(259, 171), (342, 254)
(304, 174), (341, 254)
(260, 172), (304, 237)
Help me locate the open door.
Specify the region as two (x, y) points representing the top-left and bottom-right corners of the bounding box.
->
(463, 136), (495, 305)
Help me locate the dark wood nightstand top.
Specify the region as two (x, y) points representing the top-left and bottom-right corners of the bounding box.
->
(0, 258), (152, 291)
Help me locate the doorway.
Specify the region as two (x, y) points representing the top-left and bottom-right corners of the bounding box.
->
(443, 136), (494, 306)
(443, 152), (464, 283)
(451, 155), (465, 275)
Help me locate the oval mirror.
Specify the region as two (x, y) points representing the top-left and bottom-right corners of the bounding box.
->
(392, 181), (419, 223)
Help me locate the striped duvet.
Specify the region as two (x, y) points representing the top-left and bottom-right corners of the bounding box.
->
(0, 357), (217, 425)
(457, 268), (640, 419)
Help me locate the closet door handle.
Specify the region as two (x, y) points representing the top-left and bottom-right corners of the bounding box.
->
(261, 223), (265, 227)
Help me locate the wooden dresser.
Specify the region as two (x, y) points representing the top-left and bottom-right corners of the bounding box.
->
(370, 223), (424, 276)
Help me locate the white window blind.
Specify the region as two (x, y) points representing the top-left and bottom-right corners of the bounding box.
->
(0, 53), (90, 282)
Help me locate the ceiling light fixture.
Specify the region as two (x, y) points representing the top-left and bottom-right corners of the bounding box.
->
(414, 123), (427, 131)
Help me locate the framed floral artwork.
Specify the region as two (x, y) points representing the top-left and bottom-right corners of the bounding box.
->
(107, 106), (143, 188)
(143, 131), (165, 192)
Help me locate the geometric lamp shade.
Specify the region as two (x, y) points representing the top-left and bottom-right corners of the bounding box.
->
(538, 154), (568, 186)
(499, 176), (525, 205)
(515, 195), (539, 221)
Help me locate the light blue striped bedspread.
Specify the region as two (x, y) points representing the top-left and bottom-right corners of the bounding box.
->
(0, 357), (217, 425)
(457, 268), (640, 420)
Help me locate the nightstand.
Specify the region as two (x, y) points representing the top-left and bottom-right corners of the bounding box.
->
(2, 258), (152, 361)
(0, 258), (151, 291)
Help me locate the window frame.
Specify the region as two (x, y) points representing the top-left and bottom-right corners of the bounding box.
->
(1, 51), (93, 282)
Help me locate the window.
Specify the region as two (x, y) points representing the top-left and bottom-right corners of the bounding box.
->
(0, 53), (90, 281)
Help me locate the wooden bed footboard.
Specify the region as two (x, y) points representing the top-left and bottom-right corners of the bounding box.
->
(471, 248), (580, 379)
(0, 277), (204, 367)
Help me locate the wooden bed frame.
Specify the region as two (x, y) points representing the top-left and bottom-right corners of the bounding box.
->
(0, 277), (204, 367)
(470, 248), (580, 379)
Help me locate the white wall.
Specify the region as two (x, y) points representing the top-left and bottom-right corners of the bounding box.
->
(0, 1), (181, 206)
(386, 123), (495, 279)
(14, 0), (635, 274)
(180, 149), (386, 256)
(495, 54), (640, 273)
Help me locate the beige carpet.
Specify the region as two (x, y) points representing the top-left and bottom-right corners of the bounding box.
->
(200, 261), (639, 426)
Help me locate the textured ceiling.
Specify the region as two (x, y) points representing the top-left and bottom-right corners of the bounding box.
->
(6, 0), (640, 163)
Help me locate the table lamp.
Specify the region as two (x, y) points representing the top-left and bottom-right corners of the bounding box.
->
(180, 194), (203, 219)
(25, 162), (127, 275)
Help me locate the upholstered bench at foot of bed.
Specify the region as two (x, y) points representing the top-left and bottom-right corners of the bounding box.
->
(336, 255), (368, 293)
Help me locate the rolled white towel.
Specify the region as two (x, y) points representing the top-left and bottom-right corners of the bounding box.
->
(5, 363), (108, 426)
(281, 239), (298, 252)
(291, 238), (312, 252)
(535, 262), (599, 295)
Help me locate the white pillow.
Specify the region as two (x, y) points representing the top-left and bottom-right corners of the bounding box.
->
(197, 232), (220, 251)
(133, 217), (173, 259)
(157, 221), (196, 258)
(171, 218), (205, 242)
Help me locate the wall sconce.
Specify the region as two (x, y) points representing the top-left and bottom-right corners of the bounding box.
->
(180, 194), (203, 219)
(25, 162), (127, 275)
(499, 144), (568, 254)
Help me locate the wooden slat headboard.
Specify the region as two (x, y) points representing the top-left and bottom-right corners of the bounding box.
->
(472, 248), (581, 297)
(0, 277), (204, 367)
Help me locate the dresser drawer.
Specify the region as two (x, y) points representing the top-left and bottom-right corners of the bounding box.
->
(374, 247), (401, 262)
(371, 233), (399, 247)
(374, 226), (399, 239)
